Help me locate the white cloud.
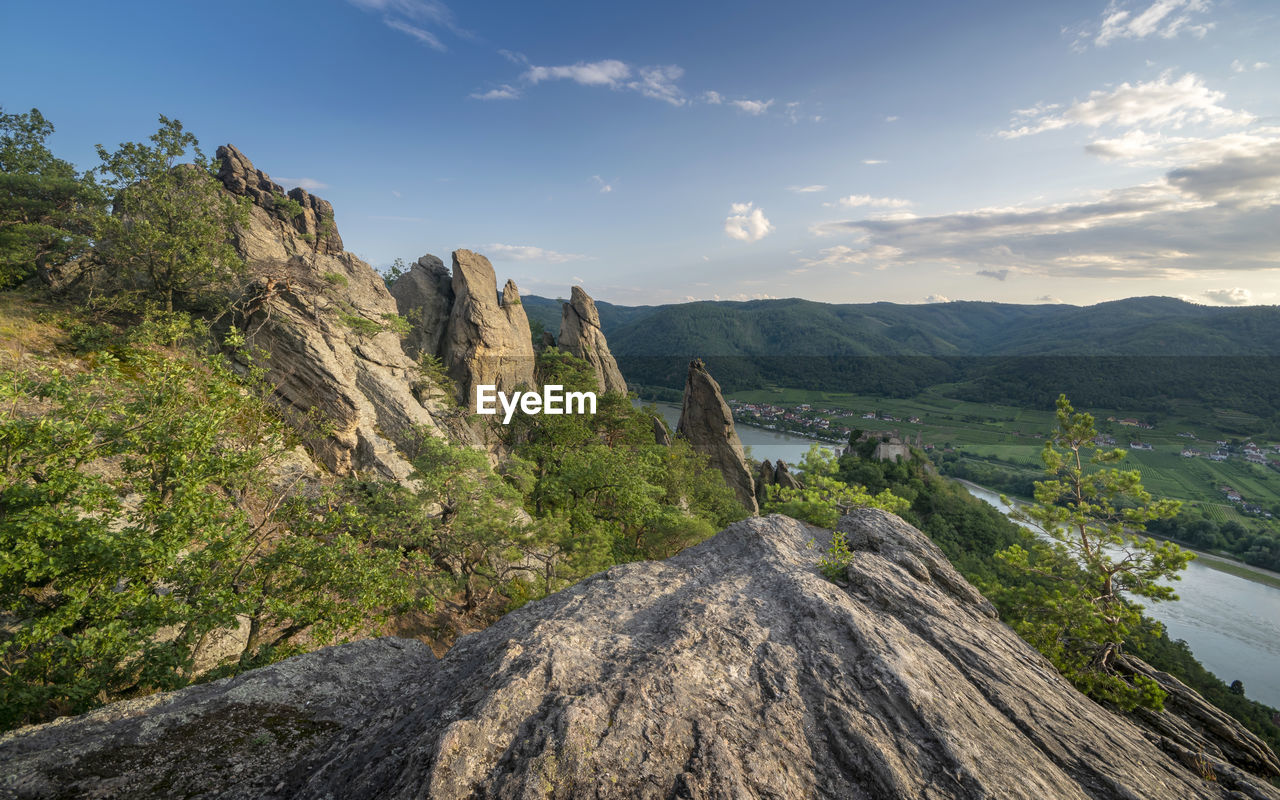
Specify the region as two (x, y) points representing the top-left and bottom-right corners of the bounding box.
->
(787, 184), (827, 193)
(724, 202), (774, 242)
(1203, 287), (1252, 305)
(1035, 295), (1064, 303)
(470, 84), (520, 100)
(924, 294), (951, 303)
(591, 175), (613, 193)
(1232, 59), (1270, 73)
(1079, 0), (1214, 49)
(347, 0), (465, 50)
(885, 115), (900, 122)
(516, 59), (688, 105)
(1086, 126), (1280, 167)
(977, 269), (1010, 281)
(1000, 72), (1252, 139)
(628, 65), (686, 106)
(808, 158), (1280, 281)
(862, 159), (886, 165)
(274, 176), (329, 191)
(702, 90), (724, 105)
(731, 99), (774, 115)
(524, 59), (631, 87)
(1166, 137), (1280, 209)
(799, 244), (903, 267)
(483, 243), (589, 263)
(382, 18), (445, 50)
(825, 194), (913, 209)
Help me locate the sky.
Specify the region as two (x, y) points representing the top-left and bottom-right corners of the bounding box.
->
(2, 0), (1278, 307)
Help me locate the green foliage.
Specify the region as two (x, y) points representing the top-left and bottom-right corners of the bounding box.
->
(339, 312), (383, 336)
(505, 350), (747, 594)
(763, 444), (910, 528)
(818, 529), (855, 581)
(994, 395), (1190, 711)
(0, 107), (103, 288)
(338, 311), (410, 338)
(91, 116), (249, 311)
(380, 313), (411, 337)
(0, 316), (428, 729)
(272, 193), (305, 219)
(321, 271), (348, 287)
(381, 257), (407, 289)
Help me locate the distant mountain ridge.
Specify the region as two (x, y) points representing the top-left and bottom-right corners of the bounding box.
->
(523, 295), (1280, 412)
(524, 295), (1280, 357)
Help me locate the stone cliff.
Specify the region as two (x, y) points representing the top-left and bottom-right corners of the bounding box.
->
(3, 511), (1275, 799)
(558, 285), (627, 395)
(678, 358), (758, 513)
(214, 146), (470, 482)
(390, 250), (537, 410)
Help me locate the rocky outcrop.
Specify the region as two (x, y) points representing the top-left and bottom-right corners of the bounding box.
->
(755, 458), (774, 504)
(558, 286), (627, 395)
(653, 415), (672, 446)
(5, 511), (1275, 799)
(677, 359), (757, 513)
(217, 144), (343, 256)
(774, 459), (803, 490)
(214, 146), (467, 481)
(1118, 654), (1280, 779)
(388, 254), (453, 360)
(441, 250), (536, 409)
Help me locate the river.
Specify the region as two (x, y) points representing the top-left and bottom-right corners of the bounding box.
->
(644, 401), (829, 465)
(644, 399), (1280, 708)
(961, 481), (1280, 709)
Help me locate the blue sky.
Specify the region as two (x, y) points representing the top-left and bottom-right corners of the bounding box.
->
(3, 0), (1278, 306)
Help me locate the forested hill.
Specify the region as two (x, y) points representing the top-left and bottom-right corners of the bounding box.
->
(525, 295), (1280, 357)
(523, 295), (1280, 411)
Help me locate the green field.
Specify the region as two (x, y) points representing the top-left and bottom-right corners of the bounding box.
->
(727, 386), (1280, 513)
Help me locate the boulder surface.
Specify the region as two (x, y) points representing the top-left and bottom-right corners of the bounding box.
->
(5, 511), (1274, 799)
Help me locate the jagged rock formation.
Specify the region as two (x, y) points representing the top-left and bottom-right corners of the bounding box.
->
(388, 254), (453, 360)
(4, 511), (1275, 799)
(214, 146), (467, 481)
(558, 285), (627, 395)
(774, 459), (803, 490)
(443, 250), (536, 408)
(390, 250), (536, 410)
(755, 458), (774, 505)
(1118, 654), (1280, 779)
(217, 145), (343, 257)
(677, 359), (757, 513)
(653, 415), (671, 446)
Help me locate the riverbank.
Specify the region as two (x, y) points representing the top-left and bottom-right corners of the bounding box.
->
(954, 478), (1280, 591)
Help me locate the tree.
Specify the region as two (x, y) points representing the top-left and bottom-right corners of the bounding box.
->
(92, 116), (248, 311)
(0, 107), (102, 288)
(995, 394), (1190, 710)
(0, 316), (428, 728)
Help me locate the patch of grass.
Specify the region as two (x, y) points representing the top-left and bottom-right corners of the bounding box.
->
(321, 271), (347, 287)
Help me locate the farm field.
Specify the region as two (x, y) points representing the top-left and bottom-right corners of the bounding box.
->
(727, 386), (1280, 513)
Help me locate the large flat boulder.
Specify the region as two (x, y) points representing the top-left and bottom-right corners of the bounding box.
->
(5, 511), (1273, 799)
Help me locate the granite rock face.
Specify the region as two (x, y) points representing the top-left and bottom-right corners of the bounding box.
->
(442, 250), (536, 409)
(558, 285), (628, 395)
(677, 359), (758, 513)
(214, 146), (467, 481)
(4, 511), (1274, 799)
(388, 254), (454, 360)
